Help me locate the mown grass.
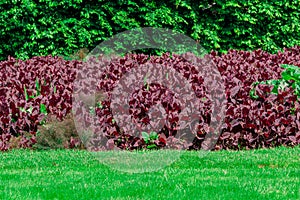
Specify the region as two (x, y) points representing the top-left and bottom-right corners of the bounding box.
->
(0, 146), (299, 200)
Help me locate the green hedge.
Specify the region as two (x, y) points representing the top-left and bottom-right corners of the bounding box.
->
(0, 0), (299, 60)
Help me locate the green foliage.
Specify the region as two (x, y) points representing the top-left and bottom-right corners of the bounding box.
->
(0, 0), (114, 60)
(281, 64), (300, 97)
(1, 0), (299, 60)
(141, 131), (159, 149)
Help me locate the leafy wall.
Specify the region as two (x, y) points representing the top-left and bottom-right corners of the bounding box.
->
(0, 0), (299, 60)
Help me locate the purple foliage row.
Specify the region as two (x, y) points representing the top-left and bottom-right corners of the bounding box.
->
(1, 46), (300, 151)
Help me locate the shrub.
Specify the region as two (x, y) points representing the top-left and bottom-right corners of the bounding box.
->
(75, 47), (300, 151)
(0, 55), (80, 150)
(8, 131), (35, 149)
(0, 0), (299, 60)
(209, 46), (300, 150)
(250, 64), (300, 100)
(1, 46), (300, 151)
(34, 113), (84, 150)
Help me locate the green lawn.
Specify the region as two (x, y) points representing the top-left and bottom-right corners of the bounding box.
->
(0, 146), (299, 200)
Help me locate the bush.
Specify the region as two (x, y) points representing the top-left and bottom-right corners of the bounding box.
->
(74, 47), (300, 150)
(0, 55), (79, 150)
(1, 46), (300, 151)
(0, 0), (299, 60)
(34, 113), (84, 150)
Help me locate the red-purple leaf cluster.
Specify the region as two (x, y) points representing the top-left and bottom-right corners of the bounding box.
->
(0, 56), (80, 150)
(1, 46), (300, 151)
(209, 46), (300, 150)
(77, 53), (212, 151)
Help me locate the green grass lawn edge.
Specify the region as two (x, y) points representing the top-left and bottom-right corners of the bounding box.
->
(0, 146), (299, 200)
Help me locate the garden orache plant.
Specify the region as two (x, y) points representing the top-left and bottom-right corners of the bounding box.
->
(0, 55), (78, 150)
(1, 47), (300, 151)
(19, 78), (48, 123)
(250, 64), (300, 99)
(249, 64), (300, 116)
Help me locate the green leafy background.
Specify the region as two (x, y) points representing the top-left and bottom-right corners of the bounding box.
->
(0, 0), (299, 61)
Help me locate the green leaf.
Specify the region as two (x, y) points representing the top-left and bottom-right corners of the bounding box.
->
(147, 144), (157, 149)
(23, 85), (29, 101)
(265, 79), (280, 94)
(27, 106), (33, 114)
(149, 131), (158, 140)
(249, 82), (260, 99)
(96, 102), (103, 109)
(35, 78), (41, 96)
(281, 70), (296, 82)
(141, 132), (149, 143)
(89, 106), (96, 115)
(19, 107), (26, 113)
(281, 64), (300, 71)
(40, 103), (47, 115)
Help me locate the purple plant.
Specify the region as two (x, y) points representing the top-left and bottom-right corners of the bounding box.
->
(1, 46), (300, 151)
